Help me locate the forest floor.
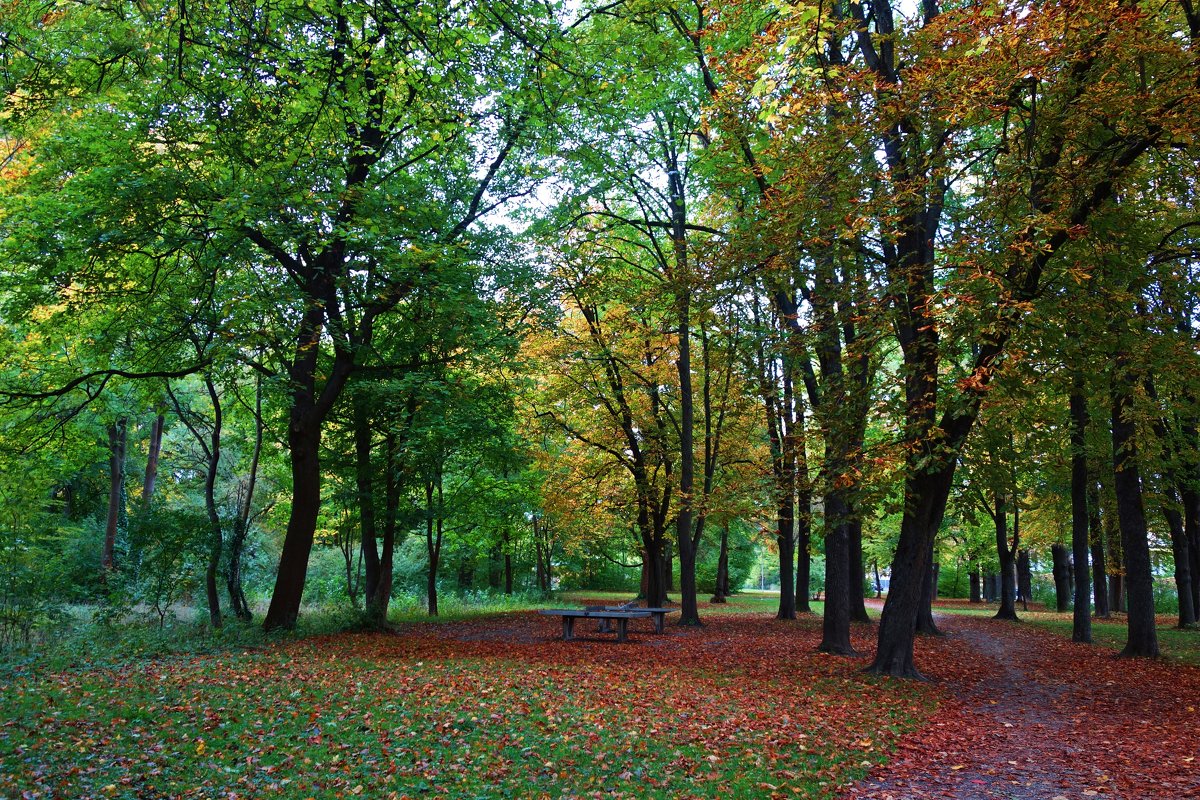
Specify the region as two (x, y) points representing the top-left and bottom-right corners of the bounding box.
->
(844, 601), (1200, 800)
(2, 596), (1198, 799)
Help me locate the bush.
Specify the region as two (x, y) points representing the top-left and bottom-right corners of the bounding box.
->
(0, 527), (62, 649)
(1153, 579), (1181, 615)
(126, 507), (208, 627)
(936, 560), (972, 599)
(303, 545), (359, 606)
(54, 521), (109, 603)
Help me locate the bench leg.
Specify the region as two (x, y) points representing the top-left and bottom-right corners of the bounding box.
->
(616, 618), (629, 643)
(563, 616), (575, 641)
(653, 612), (665, 634)
(598, 618), (612, 633)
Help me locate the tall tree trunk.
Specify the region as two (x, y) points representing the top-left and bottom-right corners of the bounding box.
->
(916, 541), (940, 635)
(202, 379), (224, 629)
(102, 418), (127, 575)
(796, 483), (812, 613)
(1017, 549), (1032, 612)
(354, 395), (382, 621)
(637, 487), (669, 608)
(994, 494), (1018, 621)
(849, 519), (871, 623)
(425, 478), (443, 617)
(969, 561), (982, 603)
(762, 354), (797, 620)
(1184, 484), (1200, 620)
(1051, 543), (1071, 613)
(1182, 400), (1200, 617)
(1089, 480), (1110, 619)
(369, 429), (400, 623)
(1075, 386), (1094, 638)
(664, 542), (674, 592)
(711, 523), (730, 603)
(505, 549), (514, 594)
(263, 414), (322, 630)
(674, 285), (699, 625)
(1110, 373), (1158, 657)
(1144, 376), (1196, 627)
(1163, 502), (1196, 627)
(142, 411), (165, 506)
(227, 518), (252, 621)
(819, 506), (856, 653)
(457, 556), (474, 590)
(263, 284), (355, 631)
(488, 543), (503, 590)
(777, 509), (796, 620)
(867, 465), (956, 678)
(227, 372), (264, 623)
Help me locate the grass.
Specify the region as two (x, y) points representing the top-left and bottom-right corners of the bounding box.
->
(0, 591), (927, 800)
(930, 598), (1200, 666)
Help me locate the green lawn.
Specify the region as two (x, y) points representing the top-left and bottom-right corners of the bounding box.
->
(930, 599), (1200, 666)
(1, 592), (926, 800)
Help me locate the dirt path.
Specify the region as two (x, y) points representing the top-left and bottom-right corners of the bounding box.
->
(844, 613), (1200, 800)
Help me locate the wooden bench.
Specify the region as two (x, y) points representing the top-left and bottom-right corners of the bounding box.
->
(538, 609), (652, 643)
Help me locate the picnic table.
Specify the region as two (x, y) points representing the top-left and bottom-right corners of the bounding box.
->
(538, 608), (651, 643)
(539, 602), (679, 642)
(600, 604), (676, 634)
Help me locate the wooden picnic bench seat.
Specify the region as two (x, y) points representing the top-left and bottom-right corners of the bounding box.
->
(538, 609), (651, 643)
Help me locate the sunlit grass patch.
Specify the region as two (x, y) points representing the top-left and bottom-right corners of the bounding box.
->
(1, 611), (933, 799)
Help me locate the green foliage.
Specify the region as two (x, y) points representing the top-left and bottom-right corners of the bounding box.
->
(695, 523), (758, 596)
(125, 507), (208, 627)
(0, 525), (62, 650)
(302, 546), (359, 608)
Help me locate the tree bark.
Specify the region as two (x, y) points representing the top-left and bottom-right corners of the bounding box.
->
(202, 379), (223, 629)
(263, 413), (323, 630)
(849, 519), (871, 623)
(226, 372), (264, 622)
(916, 542), (941, 635)
(819, 491), (858, 653)
(369, 429), (400, 622)
(1089, 481), (1110, 619)
(425, 478), (443, 616)
(1184, 484), (1200, 621)
(1163, 502), (1196, 627)
(777, 510), (796, 620)
(994, 494), (1019, 621)
(796, 485), (812, 613)
(263, 283), (355, 631)
(672, 197), (700, 625)
(142, 412), (165, 506)
(711, 523), (730, 603)
(1051, 543), (1072, 613)
(103, 418), (127, 575)
(226, 518), (252, 621)
(1110, 372), (1159, 657)
(1075, 388), (1094, 638)
(354, 394), (382, 621)
(1105, 490), (1126, 614)
(867, 464), (957, 678)
(1144, 375), (1196, 627)
(1016, 550), (1032, 611)
(969, 562), (982, 603)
